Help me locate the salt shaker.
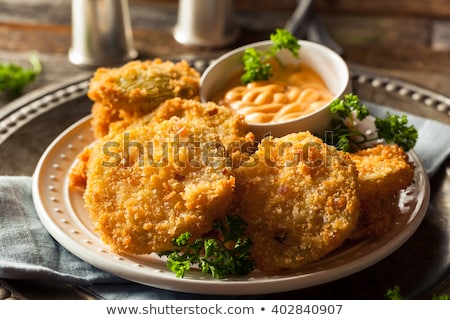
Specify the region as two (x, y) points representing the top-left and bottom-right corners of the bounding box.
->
(173, 0), (239, 47)
(68, 0), (138, 68)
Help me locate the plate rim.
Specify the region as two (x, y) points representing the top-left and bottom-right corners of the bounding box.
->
(31, 115), (430, 295)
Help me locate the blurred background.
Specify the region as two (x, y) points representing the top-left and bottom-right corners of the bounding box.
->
(0, 0), (449, 101)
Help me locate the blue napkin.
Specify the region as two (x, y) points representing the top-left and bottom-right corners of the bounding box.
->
(0, 104), (449, 299)
(0, 176), (122, 284)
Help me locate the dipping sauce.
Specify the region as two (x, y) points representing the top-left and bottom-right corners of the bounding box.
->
(214, 62), (333, 124)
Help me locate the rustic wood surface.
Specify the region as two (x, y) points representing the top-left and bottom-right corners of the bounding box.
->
(1, 0), (450, 108)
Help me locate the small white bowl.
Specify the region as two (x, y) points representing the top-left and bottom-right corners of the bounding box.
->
(200, 40), (350, 140)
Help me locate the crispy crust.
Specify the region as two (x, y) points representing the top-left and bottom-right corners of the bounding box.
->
(87, 59), (200, 139)
(88, 59), (200, 114)
(68, 146), (91, 191)
(350, 194), (400, 239)
(83, 98), (254, 254)
(233, 132), (360, 272)
(90, 102), (139, 138)
(349, 144), (415, 238)
(350, 143), (415, 200)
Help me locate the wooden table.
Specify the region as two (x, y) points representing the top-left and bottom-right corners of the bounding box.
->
(1, 0), (449, 300)
(1, 0), (450, 104)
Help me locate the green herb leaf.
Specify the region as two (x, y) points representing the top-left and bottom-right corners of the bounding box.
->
(0, 53), (42, 97)
(241, 28), (300, 84)
(329, 93), (418, 152)
(241, 48), (272, 84)
(374, 113), (418, 151)
(270, 28), (300, 57)
(432, 293), (450, 300)
(385, 285), (449, 300)
(329, 93), (370, 121)
(385, 285), (403, 300)
(158, 215), (255, 279)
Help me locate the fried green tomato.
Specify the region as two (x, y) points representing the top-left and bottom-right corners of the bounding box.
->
(233, 132), (360, 273)
(349, 143), (415, 239)
(349, 143), (415, 200)
(87, 59), (200, 137)
(349, 193), (400, 240)
(88, 59), (200, 113)
(83, 98), (254, 254)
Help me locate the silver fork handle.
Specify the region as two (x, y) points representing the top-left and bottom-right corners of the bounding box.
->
(284, 0), (314, 39)
(284, 0), (344, 56)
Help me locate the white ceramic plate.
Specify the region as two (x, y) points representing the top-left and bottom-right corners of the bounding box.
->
(32, 115), (430, 295)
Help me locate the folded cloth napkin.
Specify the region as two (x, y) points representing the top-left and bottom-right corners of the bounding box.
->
(0, 103), (449, 299)
(0, 176), (122, 285)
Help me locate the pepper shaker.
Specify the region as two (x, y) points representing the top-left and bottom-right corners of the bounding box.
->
(173, 0), (239, 47)
(68, 0), (138, 68)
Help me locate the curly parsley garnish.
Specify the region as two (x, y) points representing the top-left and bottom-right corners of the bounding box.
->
(385, 285), (404, 300)
(0, 53), (42, 97)
(385, 285), (449, 300)
(241, 28), (300, 84)
(374, 113), (418, 152)
(158, 215), (254, 279)
(329, 93), (418, 152)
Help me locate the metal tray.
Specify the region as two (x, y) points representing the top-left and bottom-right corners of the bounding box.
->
(0, 64), (449, 299)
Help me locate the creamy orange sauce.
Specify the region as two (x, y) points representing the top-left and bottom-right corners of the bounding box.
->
(213, 62), (333, 124)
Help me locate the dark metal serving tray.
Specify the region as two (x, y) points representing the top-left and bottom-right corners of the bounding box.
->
(0, 64), (449, 299)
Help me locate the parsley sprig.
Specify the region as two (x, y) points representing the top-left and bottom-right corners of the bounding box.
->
(385, 285), (404, 300)
(385, 285), (449, 300)
(241, 28), (300, 84)
(0, 53), (42, 97)
(329, 93), (418, 152)
(158, 215), (254, 279)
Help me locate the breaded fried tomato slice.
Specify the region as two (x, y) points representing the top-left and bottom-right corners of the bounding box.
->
(349, 143), (415, 200)
(88, 59), (200, 114)
(87, 59), (200, 138)
(349, 143), (415, 239)
(83, 98), (254, 254)
(234, 132), (360, 273)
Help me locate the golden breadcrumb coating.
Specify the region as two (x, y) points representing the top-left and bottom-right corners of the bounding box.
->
(349, 143), (415, 238)
(90, 102), (138, 138)
(233, 132), (360, 272)
(87, 59), (200, 138)
(350, 194), (400, 239)
(68, 146), (91, 191)
(88, 59), (200, 113)
(350, 143), (415, 200)
(83, 98), (254, 254)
